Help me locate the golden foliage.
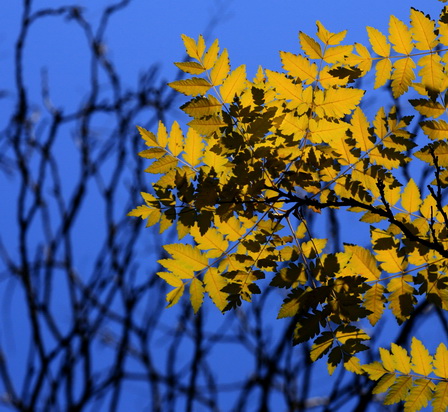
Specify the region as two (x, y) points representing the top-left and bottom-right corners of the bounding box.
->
(130, 5), (448, 411)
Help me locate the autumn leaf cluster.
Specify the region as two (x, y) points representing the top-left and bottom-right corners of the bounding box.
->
(130, 2), (448, 410)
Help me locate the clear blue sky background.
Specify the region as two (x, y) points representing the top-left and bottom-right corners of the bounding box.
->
(0, 1), (446, 410)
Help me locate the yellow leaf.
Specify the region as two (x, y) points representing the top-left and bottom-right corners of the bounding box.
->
(410, 8), (437, 50)
(415, 141), (448, 166)
(181, 34), (202, 60)
(323, 45), (353, 64)
(388, 275), (414, 322)
(411, 337), (433, 376)
(202, 150), (229, 174)
(384, 376), (413, 405)
(191, 226), (229, 258)
(157, 271), (184, 287)
(373, 107), (388, 139)
(182, 128), (204, 167)
(319, 66), (351, 89)
(168, 77), (212, 96)
(373, 373), (396, 394)
(388, 15), (413, 55)
(280, 51), (318, 84)
(166, 284), (185, 308)
(210, 49), (230, 86)
(156, 121), (168, 147)
(346, 43), (372, 75)
(434, 343), (448, 379)
(401, 178), (422, 214)
(137, 125), (158, 146)
(345, 245), (381, 281)
(220, 65), (247, 103)
(203, 267), (228, 311)
(316, 87), (364, 118)
(433, 381), (448, 412)
(140, 192), (159, 208)
(367, 26), (391, 57)
(376, 247), (405, 274)
(316, 21), (347, 45)
(127, 205), (160, 228)
(350, 107), (374, 152)
(312, 119), (356, 165)
(300, 238), (326, 258)
(410, 98), (445, 118)
(391, 57), (416, 98)
(177, 220), (189, 240)
(310, 336), (333, 362)
(336, 328), (370, 344)
(215, 216), (247, 242)
(374, 58), (392, 89)
(352, 165), (381, 199)
(202, 38), (219, 70)
(144, 155), (178, 174)
(299, 32), (322, 59)
(190, 277), (205, 313)
(391, 342), (411, 374)
(158, 259), (194, 279)
(344, 357), (363, 374)
(155, 166), (194, 188)
(309, 117), (348, 146)
(365, 283), (386, 326)
(266, 70), (303, 101)
(362, 361), (387, 380)
(439, 21), (448, 46)
(168, 121), (183, 156)
(252, 65), (265, 83)
(188, 116), (226, 136)
(174, 61), (206, 75)
(141, 191), (158, 204)
(280, 112), (308, 139)
(380, 347), (397, 372)
(404, 378), (435, 412)
(159, 213), (173, 234)
(197, 35), (206, 60)
(163, 243), (209, 271)
(181, 95), (222, 118)
(418, 54), (445, 94)
(138, 147), (166, 159)
(421, 120), (448, 140)
(369, 146), (402, 169)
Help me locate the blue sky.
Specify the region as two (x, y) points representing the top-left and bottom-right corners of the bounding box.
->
(1, 0), (447, 410)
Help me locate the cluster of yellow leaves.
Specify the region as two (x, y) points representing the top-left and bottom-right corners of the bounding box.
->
(129, 4), (448, 410)
(363, 338), (448, 412)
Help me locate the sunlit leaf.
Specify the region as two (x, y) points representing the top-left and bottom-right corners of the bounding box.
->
(204, 267), (228, 311)
(391, 57), (416, 98)
(174, 61), (206, 75)
(404, 378), (434, 411)
(163, 243), (209, 271)
(434, 343), (448, 379)
(367, 26), (391, 57)
(401, 178), (422, 214)
(411, 337), (433, 376)
(280, 51), (318, 84)
(210, 49), (230, 86)
(190, 277), (205, 313)
(433, 381), (448, 412)
(169, 77), (213, 97)
(389, 15), (413, 54)
(220, 65), (247, 103)
(299, 32), (322, 59)
(410, 8), (437, 50)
